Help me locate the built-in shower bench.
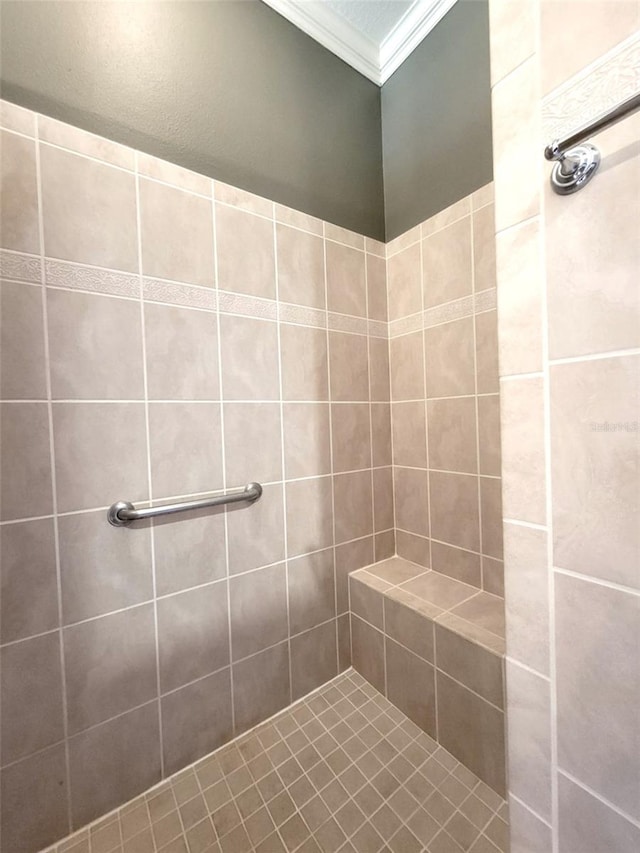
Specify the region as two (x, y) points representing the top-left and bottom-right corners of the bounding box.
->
(348, 556), (506, 797)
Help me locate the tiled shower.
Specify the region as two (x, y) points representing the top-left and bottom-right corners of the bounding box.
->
(1, 0), (639, 851)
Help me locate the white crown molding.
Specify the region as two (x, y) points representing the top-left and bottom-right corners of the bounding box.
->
(261, 0), (459, 87)
(379, 0), (457, 83)
(261, 0), (382, 84)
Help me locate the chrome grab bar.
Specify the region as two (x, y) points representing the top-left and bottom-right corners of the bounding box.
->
(107, 482), (262, 527)
(544, 91), (640, 195)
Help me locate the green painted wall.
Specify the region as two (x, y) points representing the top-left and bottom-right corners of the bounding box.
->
(0, 0), (493, 241)
(381, 0), (493, 239)
(0, 0), (385, 238)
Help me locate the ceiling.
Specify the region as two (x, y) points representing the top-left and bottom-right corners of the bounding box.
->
(261, 0), (458, 85)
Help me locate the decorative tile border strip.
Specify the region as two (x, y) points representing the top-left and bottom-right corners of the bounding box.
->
(389, 288), (497, 338)
(368, 319), (389, 339)
(45, 259), (140, 298)
(327, 312), (369, 336)
(0, 250), (41, 284)
(388, 312), (423, 338)
(217, 290), (278, 321)
(542, 30), (640, 140)
(278, 302), (326, 328)
(143, 277), (217, 311)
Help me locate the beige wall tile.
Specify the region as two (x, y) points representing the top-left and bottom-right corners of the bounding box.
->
(368, 336), (390, 402)
(144, 303), (219, 400)
(423, 218), (472, 308)
(281, 324), (329, 401)
(475, 310), (499, 394)
(230, 563), (288, 660)
(161, 669), (233, 777)
(392, 400), (427, 468)
(508, 797), (551, 853)
(283, 403), (331, 479)
(137, 151), (209, 194)
(48, 289), (144, 400)
(436, 625), (503, 707)
(384, 597), (434, 661)
(334, 470), (374, 545)
(482, 556), (504, 598)
(540, 0), (639, 94)
(436, 672), (506, 796)
(371, 403), (392, 467)
(39, 115), (134, 170)
(331, 403), (371, 473)
(64, 605), (157, 733)
(429, 471), (480, 552)
(428, 397), (478, 474)
(232, 642), (291, 735)
(1, 402), (53, 520)
(157, 582), (229, 694)
(450, 591), (505, 638)
(558, 773), (640, 853)
(335, 536), (375, 613)
(329, 331), (369, 402)
(326, 241), (366, 318)
(546, 114), (640, 359)
(394, 467), (429, 538)
(149, 402), (223, 498)
(286, 476), (333, 557)
(59, 509), (152, 624)
(496, 218), (544, 376)
(291, 621), (338, 701)
(477, 395), (501, 476)
(68, 703), (161, 828)
(153, 508), (226, 597)
(351, 615), (385, 695)
(0, 518), (58, 643)
(500, 377), (546, 524)
(367, 254), (388, 322)
(215, 182), (273, 217)
(425, 319), (475, 398)
(388, 242), (421, 321)
(0, 100), (36, 135)
(503, 522), (549, 675)
(373, 466), (394, 533)
(139, 178), (214, 286)
(395, 530), (430, 568)
(276, 223), (325, 309)
(390, 332), (425, 401)
(506, 661), (551, 821)
(0, 130), (39, 253)
(216, 204), (275, 300)
(489, 0), (536, 85)
(480, 476), (504, 560)
(220, 315), (280, 400)
(491, 57), (541, 232)
(228, 483), (285, 573)
(1, 632), (64, 765)
(275, 203), (323, 235)
(350, 573), (385, 629)
(472, 204), (496, 293)
(224, 402), (282, 485)
(41, 145), (138, 271)
(325, 222), (364, 251)
(0, 281), (47, 400)
(431, 540), (481, 588)
(288, 548), (336, 634)
(555, 572), (640, 821)
(375, 529), (395, 562)
(551, 355), (639, 588)
(1, 743), (69, 852)
(386, 638), (436, 737)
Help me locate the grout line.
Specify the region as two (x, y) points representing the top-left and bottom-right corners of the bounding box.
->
(553, 566), (640, 597)
(556, 769), (640, 830)
(509, 792), (553, 828)
(133, 150), (165, 781)
(34, 116), (74, 837)
(273, 201), (295, 708)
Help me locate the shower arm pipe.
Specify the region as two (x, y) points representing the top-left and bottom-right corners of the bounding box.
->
(544, 91), (640, 194)
(107, 482), (262, 527)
